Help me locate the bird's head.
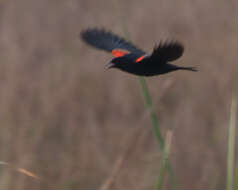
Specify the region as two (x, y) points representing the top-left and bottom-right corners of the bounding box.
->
(106, 56), (131, 70)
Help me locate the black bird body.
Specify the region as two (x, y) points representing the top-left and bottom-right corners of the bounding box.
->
(110, 53), (195, 76)
(80, 28), (197, 76)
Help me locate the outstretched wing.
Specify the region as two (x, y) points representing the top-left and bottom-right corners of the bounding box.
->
(150, 41), (184, 62)
(80, 28), (145, 57)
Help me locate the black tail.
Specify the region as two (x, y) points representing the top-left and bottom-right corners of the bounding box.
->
(178, 66), (198, 72)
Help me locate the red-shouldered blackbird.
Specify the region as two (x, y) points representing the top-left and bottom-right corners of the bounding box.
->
(80, 28), (197, 76)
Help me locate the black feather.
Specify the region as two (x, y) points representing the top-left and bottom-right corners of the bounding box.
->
(80, 28), (145, 56)
(151, 41), (184, 62)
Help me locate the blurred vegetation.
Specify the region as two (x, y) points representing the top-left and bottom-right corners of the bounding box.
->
(0, 0), (237, 190)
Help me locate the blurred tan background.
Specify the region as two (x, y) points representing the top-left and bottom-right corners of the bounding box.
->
(0, 0), (237, 190)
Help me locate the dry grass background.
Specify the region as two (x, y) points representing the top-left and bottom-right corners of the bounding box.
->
(0, 0), (237, 189)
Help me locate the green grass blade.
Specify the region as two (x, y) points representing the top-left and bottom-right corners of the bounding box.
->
(139, 77), (176, 190)
(227, 92), (237, 190)
(235, 165), (238, 190)
(157, 130), (173, 190)
(139, 77), (165, 147)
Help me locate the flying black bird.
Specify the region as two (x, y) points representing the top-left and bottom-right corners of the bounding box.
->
(80, 28), (197, 76)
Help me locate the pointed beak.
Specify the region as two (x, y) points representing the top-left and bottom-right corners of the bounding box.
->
(105, 62), (114, 70)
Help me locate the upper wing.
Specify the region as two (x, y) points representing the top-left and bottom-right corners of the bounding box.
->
(80, 28), (145, 57)
(150, 41), (184, 62)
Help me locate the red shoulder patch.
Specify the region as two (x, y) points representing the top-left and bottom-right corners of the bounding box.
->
(136, 55), (145, 63)
(112, 49), (130, 57)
